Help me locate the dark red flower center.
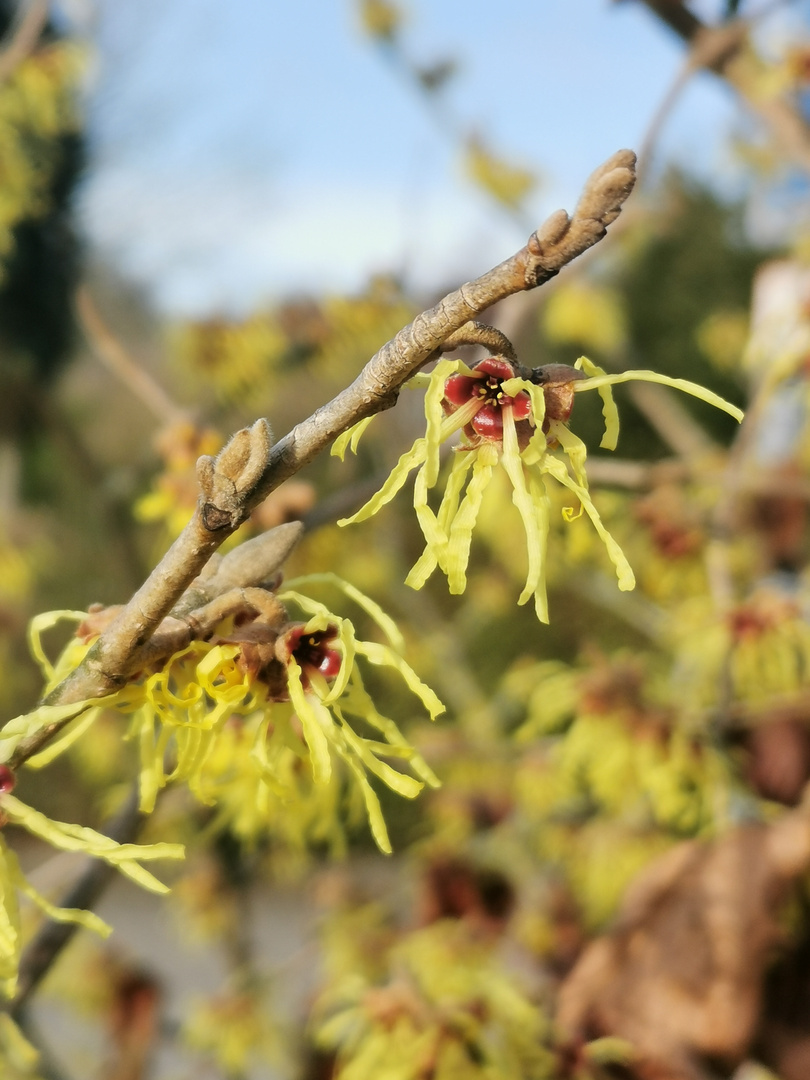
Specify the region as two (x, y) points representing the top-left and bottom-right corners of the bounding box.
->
(443, 358), (531, 441)
(287, 627), (342, 680)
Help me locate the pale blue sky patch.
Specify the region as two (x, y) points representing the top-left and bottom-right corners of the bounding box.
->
(62, 0), (808, 315)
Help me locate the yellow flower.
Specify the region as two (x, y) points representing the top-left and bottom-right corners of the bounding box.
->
(13, 580), (444, 855)
(0, 761), (182, 1001)
(314, 919), (553, 1080)
(184, 988), (284, 1074)
(335, 355), (742, 622)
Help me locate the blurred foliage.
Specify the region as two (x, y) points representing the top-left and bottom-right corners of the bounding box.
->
(463, 135), (537, 213)
(617, 176), (756, 423)
(0, 1), (83, 391)
(173, 276), (415, 419)
(536, 173), (765, 462)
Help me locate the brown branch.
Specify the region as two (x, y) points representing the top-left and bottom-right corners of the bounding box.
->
(438, 321), (518, 362)
(9, 784), (144, 1016)
(5, 149), (637, 764)
(637, 0), (810, 177)
(8, 521), (303, 767)
(76, 287), (188, 428)
(637, 0), (704, 41)
(255, 149), (636, 487)
(635, 21), (744, 183)
(637, 1), (800, 176)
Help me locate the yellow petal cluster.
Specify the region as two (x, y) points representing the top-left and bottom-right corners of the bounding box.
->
(336, 356), (741, 622)
(10, 581), (443, 857)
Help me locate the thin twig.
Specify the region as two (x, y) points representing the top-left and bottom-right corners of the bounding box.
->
(0, 0), (48, 85)
(638, 0), (810, 177)
(5, 150), (637, 765)
(625, 381), (721, 459)
(76, 286), (188, 428)
(438, 321), (519, 362)
(637, 0), (798, 177)
(564, 569), (669, 643)
(584, 457), (689, 490)
(704, 356), (782, 609)
(7, 521), (304, 767)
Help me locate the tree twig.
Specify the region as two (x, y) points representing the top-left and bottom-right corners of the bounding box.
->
(637, 0), (810, 177)
(625, 380), (721, 459)
(5, 149), (637, 763)
(76, 286), (188, 428)
(637, 0), (802, 179)
(7, 521), (304, 767)
(0, 0), (48, 85)
(9, 784), (144, 1016)
(438, 321), (519, 362)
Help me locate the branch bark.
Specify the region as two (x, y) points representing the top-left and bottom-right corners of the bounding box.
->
(637, 0), (810, 177)
(5, 149), (637, 763)
(10, 785), (144, 1016)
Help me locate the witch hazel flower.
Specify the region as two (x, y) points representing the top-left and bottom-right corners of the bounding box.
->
(443, 357), (533, 441)
(176, 581), (442, 852)
(9, 577), (443, 855)
(276, 624), (343, 685)
(334, 353), (743, 623)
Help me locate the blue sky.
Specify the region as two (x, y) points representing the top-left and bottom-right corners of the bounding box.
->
(62, 0), (808, 316)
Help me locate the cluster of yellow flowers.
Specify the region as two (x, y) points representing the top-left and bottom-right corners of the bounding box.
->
(173, 279), (415, 404)
(1, 325), (751, 1077)
(314, 916), (554, 1080)
(0, 575), (448, 1036)
(9, 578), (443, 855)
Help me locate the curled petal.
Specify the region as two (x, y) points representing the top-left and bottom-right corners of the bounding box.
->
(331, 416), (375, 460)
(501, 408), (549, 620)
(338, 439), (429, 525)
(27, 609), (92, 690)
(0, 794), (184, 894)
(445, 442), (498, 594)
(425, 358), (465, 486)
(542, 454), (635, 591)
(282, 573), (405, 652)
(475, 357), (519, 380)
(286, 659), (332, 784)
(26, 708), (103, 769)
(355, 640), (445, 720)
(576, 355), (620, 450)
(574, 367), (744, 424)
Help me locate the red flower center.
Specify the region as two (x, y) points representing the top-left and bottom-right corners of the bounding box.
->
(288, 627), (342, 680)
(0, 766), (15, 795)
(443, 358), (532, 441)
